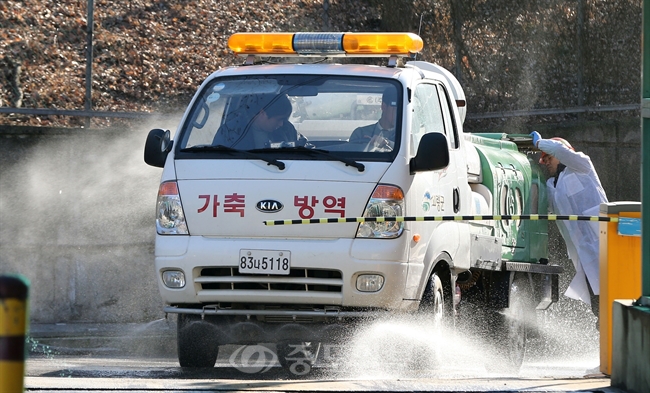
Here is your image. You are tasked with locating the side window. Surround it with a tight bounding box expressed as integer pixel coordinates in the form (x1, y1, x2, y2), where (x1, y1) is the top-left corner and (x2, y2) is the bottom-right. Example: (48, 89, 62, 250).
(436, 84, 459, 149)
(182, 90, 229, 148)
(410, 83, 446, 153)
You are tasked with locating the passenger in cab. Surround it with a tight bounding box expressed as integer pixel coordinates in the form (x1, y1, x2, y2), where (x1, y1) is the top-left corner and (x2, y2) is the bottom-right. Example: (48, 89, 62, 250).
(349, 87, 398, 152)
(213, 93, 309, 149)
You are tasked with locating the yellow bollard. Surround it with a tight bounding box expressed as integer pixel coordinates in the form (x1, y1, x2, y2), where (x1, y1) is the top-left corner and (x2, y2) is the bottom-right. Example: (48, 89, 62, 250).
(599, 202, 642, 376)
(0, 274, 30, 393)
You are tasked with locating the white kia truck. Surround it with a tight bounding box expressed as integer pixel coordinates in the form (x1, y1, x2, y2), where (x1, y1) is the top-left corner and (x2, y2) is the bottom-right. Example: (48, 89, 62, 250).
(144, 32, 562, 372)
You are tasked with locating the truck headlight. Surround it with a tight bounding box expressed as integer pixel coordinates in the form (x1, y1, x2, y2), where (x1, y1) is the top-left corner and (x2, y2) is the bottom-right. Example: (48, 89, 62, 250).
(162, 270, 186, 288)
(356, 185, 404, 238)
(356, 274, 385, 292)
(156, 181, 189, 235)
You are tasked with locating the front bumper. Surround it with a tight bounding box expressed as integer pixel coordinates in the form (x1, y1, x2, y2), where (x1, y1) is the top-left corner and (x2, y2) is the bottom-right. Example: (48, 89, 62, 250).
(155, 235, 413, 311)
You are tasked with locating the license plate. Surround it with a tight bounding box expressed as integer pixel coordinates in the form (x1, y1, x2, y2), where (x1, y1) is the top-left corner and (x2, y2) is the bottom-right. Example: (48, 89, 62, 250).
(239, 249, 291, 275)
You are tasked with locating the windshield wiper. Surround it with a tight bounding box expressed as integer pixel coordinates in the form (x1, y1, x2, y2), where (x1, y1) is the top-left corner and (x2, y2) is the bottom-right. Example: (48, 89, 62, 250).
(180, 145, 286, 170)
(271, 146, 365, 172)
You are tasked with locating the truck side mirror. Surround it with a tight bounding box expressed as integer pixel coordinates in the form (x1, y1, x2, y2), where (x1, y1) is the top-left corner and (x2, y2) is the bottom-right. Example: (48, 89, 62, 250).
(144, 129, 173, 168)
(409, 132, 450, 174)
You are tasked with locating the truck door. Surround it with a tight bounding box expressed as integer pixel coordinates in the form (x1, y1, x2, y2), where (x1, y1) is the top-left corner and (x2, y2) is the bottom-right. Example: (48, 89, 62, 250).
(405, 81, 470, 299)
(435, 82, 470, 215)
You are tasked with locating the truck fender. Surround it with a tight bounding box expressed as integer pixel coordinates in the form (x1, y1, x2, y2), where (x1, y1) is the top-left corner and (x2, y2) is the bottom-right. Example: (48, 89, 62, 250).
(419, 252, 456, 317)
(414, 220, 467, 300)
(419, 251, 453, 302)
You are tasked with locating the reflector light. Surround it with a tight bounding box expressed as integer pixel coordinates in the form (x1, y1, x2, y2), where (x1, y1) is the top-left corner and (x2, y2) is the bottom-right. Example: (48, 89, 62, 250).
(372, 185, 404, 200)
(159, 181, 179, 196)
(228, 32, 423, 57)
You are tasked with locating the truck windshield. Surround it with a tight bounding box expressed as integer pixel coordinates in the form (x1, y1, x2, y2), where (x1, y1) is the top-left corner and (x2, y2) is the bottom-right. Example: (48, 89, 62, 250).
(176, 75, 401, 159)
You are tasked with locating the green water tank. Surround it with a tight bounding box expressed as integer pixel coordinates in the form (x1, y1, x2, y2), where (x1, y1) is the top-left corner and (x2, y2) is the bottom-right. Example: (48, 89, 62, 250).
(470, 133, 548, 263)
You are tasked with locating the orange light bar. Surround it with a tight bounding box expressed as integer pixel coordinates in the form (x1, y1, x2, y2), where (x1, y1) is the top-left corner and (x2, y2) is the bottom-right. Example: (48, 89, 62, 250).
(227, 32, 423, 57)
(227, 33, 296, 55)
(342, 33, 423, 55)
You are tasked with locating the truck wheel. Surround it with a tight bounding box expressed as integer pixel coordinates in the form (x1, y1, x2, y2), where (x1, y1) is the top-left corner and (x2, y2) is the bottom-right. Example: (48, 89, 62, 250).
(487, 274, 535, 373)
(276, 340, 320, 376)
(177, 314, 219, 368)
(420, 272, 445, 328)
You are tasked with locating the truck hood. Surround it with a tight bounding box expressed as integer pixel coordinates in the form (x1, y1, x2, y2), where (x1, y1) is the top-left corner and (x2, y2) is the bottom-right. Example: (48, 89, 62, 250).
(174, 159, 389, 238)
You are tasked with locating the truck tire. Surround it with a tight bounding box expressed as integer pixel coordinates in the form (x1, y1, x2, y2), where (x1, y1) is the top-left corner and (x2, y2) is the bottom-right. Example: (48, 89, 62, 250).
(276, 340, 320, 376)
(486, 274, 535, 373)
(177, 314, 219, 368)
(420, 272, 445, 328)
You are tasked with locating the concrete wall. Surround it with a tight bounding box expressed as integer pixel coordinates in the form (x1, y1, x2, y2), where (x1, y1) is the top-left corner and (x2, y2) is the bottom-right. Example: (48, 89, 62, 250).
(0, 122, 172, 323)
(0, 117, 642, 323)
(530, 117, 642, 203)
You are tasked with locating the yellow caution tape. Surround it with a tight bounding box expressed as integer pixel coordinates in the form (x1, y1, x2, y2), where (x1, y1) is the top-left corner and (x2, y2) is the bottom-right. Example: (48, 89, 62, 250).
(264, 214, 620, 226)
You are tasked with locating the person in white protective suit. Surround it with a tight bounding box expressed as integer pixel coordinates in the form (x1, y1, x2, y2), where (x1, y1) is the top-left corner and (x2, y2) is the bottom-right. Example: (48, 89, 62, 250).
(530, 131, 608, 319)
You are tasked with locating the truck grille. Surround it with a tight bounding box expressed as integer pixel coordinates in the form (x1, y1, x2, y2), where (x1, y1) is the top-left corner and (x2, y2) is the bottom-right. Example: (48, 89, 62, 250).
(198, 267, 343, 292)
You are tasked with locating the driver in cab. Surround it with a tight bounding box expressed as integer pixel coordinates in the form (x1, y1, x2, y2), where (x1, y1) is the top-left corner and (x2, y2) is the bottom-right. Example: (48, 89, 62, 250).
(349, 87, 397, 152)
(214, 93, 309, 149)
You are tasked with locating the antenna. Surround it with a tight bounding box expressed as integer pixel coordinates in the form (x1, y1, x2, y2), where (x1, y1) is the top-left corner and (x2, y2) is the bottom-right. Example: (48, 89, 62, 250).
(414, 11, 430, 60)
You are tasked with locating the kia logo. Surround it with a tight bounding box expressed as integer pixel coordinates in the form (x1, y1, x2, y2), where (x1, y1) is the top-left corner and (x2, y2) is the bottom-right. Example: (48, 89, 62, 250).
(256, 200, 283, 213)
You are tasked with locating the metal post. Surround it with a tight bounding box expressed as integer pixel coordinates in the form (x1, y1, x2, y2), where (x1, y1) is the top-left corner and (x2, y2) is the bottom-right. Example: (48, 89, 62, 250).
(641, 0, 650, 302)
(0, 274, 30, 392)
(84, 0, 94, 129)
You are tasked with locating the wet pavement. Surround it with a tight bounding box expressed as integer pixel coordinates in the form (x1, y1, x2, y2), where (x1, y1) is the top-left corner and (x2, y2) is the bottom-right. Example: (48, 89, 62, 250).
(21, 319, 624, 393)
(28, 319, 177, 358)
